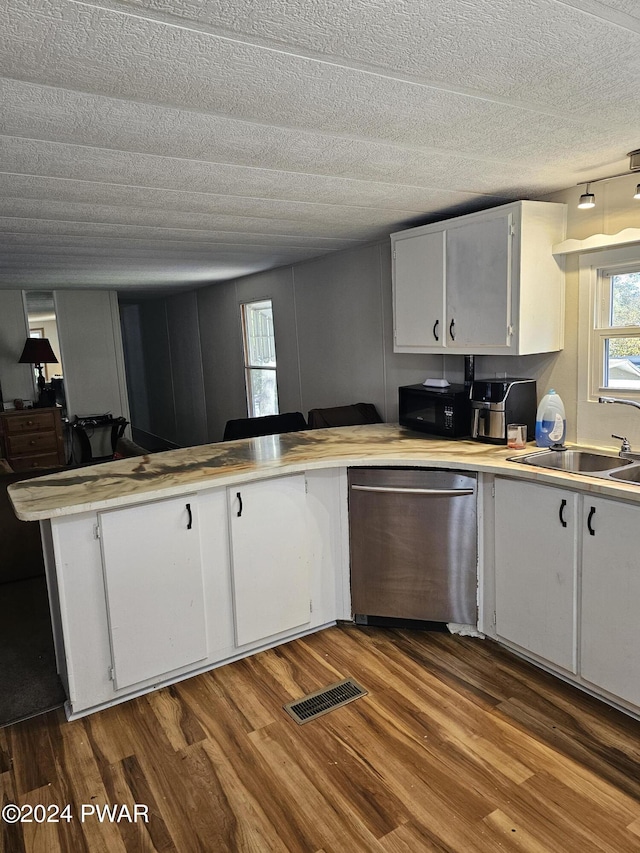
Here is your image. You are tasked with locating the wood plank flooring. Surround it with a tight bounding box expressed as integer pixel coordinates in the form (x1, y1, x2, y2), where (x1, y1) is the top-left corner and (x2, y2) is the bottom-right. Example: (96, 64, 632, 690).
(2, 624, 640, 852)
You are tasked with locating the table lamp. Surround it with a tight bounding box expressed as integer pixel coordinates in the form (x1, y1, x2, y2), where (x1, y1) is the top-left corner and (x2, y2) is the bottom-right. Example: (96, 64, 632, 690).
(18, 337, 59, 406)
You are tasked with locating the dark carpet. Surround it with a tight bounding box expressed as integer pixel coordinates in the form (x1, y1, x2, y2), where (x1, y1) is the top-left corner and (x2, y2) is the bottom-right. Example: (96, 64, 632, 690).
(0, 576, 66, 727)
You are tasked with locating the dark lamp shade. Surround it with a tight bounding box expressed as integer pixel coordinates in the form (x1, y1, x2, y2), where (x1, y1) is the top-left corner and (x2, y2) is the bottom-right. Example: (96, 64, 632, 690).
(18, 337, 58, 365)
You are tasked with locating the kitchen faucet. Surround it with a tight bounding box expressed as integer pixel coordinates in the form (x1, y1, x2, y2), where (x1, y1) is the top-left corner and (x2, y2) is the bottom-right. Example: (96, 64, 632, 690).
(598, 396, 640, 457)
(598, 396, 640, 411)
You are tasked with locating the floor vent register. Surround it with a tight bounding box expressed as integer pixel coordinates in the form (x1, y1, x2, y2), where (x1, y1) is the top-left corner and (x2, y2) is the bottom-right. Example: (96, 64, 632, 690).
(283, 678, 367, 724)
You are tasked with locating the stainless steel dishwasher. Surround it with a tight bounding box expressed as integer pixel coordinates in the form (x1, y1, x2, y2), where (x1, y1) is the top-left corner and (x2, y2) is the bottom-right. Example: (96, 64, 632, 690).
(348, 468, 477, 625)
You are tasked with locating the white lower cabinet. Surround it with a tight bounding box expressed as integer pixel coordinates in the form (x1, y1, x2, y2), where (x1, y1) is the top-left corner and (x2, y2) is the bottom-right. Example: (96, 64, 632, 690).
(98, 495, 207, 690)
(494, 478, 577, 672)
(494, 479, 640, 715)
(581, 496, 640, 707)
(228, 475, 312, 647)
(35, 463, 640, 721)
(43, 471, 341, 718)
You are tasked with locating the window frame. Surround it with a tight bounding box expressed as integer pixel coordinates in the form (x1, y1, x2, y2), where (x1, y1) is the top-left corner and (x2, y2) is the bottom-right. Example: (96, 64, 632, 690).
(580, 247, 640, 402)
(240, 298, 279, 418)
(591, 261, 640, 397)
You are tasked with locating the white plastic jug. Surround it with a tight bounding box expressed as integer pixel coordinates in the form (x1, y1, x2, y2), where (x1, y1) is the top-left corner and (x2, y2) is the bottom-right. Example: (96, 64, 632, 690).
(535, 389, 566, 447)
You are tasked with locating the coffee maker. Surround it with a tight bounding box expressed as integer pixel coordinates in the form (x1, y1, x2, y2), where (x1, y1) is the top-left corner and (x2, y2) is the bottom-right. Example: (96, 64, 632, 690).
(470, 379, 537, 444)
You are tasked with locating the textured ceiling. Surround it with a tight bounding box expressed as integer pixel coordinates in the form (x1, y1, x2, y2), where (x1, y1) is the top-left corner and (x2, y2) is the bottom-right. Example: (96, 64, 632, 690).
(1, 0, 639, 293)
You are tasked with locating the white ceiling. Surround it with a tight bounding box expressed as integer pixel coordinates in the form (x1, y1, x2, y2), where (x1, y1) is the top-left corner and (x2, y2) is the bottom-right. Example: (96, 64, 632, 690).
(1, 0, 639, 294)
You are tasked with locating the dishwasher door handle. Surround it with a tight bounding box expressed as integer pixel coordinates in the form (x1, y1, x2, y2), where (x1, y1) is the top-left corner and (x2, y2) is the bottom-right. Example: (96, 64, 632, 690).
(351, 485, 475, 496)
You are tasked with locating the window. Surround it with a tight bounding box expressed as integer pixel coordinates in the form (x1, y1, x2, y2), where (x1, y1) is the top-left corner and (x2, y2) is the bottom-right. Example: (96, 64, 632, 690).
(593, 264, 640, 392)
(241, 299, 279, 417)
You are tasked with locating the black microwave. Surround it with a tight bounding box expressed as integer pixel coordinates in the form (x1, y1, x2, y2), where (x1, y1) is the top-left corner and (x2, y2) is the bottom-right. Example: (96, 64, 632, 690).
(398, 383, 472, 438)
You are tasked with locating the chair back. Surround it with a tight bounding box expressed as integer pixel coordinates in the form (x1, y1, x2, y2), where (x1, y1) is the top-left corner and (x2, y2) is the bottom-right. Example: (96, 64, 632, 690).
(70, 415, 129, 463)
(307, 403, 382, 429)
(223, 412, 307, 441)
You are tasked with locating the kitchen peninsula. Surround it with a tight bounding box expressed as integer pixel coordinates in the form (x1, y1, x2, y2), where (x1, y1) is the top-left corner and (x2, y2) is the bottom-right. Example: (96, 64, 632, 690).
(9, 423, 640, 722)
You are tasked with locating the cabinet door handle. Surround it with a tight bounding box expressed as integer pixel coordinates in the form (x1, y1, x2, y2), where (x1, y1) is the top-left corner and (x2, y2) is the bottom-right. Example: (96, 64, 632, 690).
(449, 318, 456, 340)
(587, 506, 596, 536)
(186, 503, 192, 530)
(433, 319, 439, 341)
(237, 491, 243, 517)
(559, 498, 567, 528)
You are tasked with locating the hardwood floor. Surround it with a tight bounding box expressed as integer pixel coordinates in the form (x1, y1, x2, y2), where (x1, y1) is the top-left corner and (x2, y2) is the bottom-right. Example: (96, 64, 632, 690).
(2, 624, 640, 852)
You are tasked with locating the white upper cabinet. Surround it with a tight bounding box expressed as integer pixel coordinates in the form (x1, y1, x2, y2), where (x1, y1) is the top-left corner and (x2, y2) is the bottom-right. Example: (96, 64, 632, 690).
(446, 212, 512, 350)
(392, 230, 446, 349)
(391, 200, 567, 356)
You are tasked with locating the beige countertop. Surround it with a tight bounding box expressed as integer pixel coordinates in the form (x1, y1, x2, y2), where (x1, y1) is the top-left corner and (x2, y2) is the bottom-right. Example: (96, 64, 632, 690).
(8, 423, 640, 521)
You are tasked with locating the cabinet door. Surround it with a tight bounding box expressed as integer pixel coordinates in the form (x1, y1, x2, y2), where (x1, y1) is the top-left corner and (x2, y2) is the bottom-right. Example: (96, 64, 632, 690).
(392, 230, 445, 350)
(494, 479, 577, 672)
(99, 495, 207, 691)
(229, 475, 311, 647)
(446, 212, 512, 349)
(581, 497, 640, 706)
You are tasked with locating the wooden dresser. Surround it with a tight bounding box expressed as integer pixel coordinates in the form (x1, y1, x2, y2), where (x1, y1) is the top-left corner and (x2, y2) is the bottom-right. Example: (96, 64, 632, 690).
(0, 407, 66, 471)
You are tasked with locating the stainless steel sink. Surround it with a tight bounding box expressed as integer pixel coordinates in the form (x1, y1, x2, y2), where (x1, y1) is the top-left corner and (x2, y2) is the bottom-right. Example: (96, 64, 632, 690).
(508, 448, 633, 473)
(607, 465, 640, 483)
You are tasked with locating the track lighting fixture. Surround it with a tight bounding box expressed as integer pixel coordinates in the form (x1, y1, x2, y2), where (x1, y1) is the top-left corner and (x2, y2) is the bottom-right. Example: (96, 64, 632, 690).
(577, 149, 640, 209)
(578, 185, 595, 209)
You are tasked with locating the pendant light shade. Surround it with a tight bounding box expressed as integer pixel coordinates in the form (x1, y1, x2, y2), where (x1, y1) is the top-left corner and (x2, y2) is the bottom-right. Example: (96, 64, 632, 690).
(578, 186, 595, 209)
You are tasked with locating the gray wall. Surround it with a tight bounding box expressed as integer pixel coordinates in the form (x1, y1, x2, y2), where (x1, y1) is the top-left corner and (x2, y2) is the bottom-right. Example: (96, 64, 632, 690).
(196, 240, 459, 440)
(167, 292, 208, 447)
(120, 291, 208, 448)
(120, 303, 151, 432)
(191, 241, 411, 440)
(196, 281, 246, 443)
(295, 245, 386, 413)
(0, 290, 33, 404)
(125, 240, 447, 444)
(197, 265, 304, 441)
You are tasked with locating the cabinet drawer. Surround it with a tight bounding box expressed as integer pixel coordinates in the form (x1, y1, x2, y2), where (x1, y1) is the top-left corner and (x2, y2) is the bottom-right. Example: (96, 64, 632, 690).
(7, 431, 59, 456)
(10, 452, 63, 471)
(4, 411, 56, 434)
